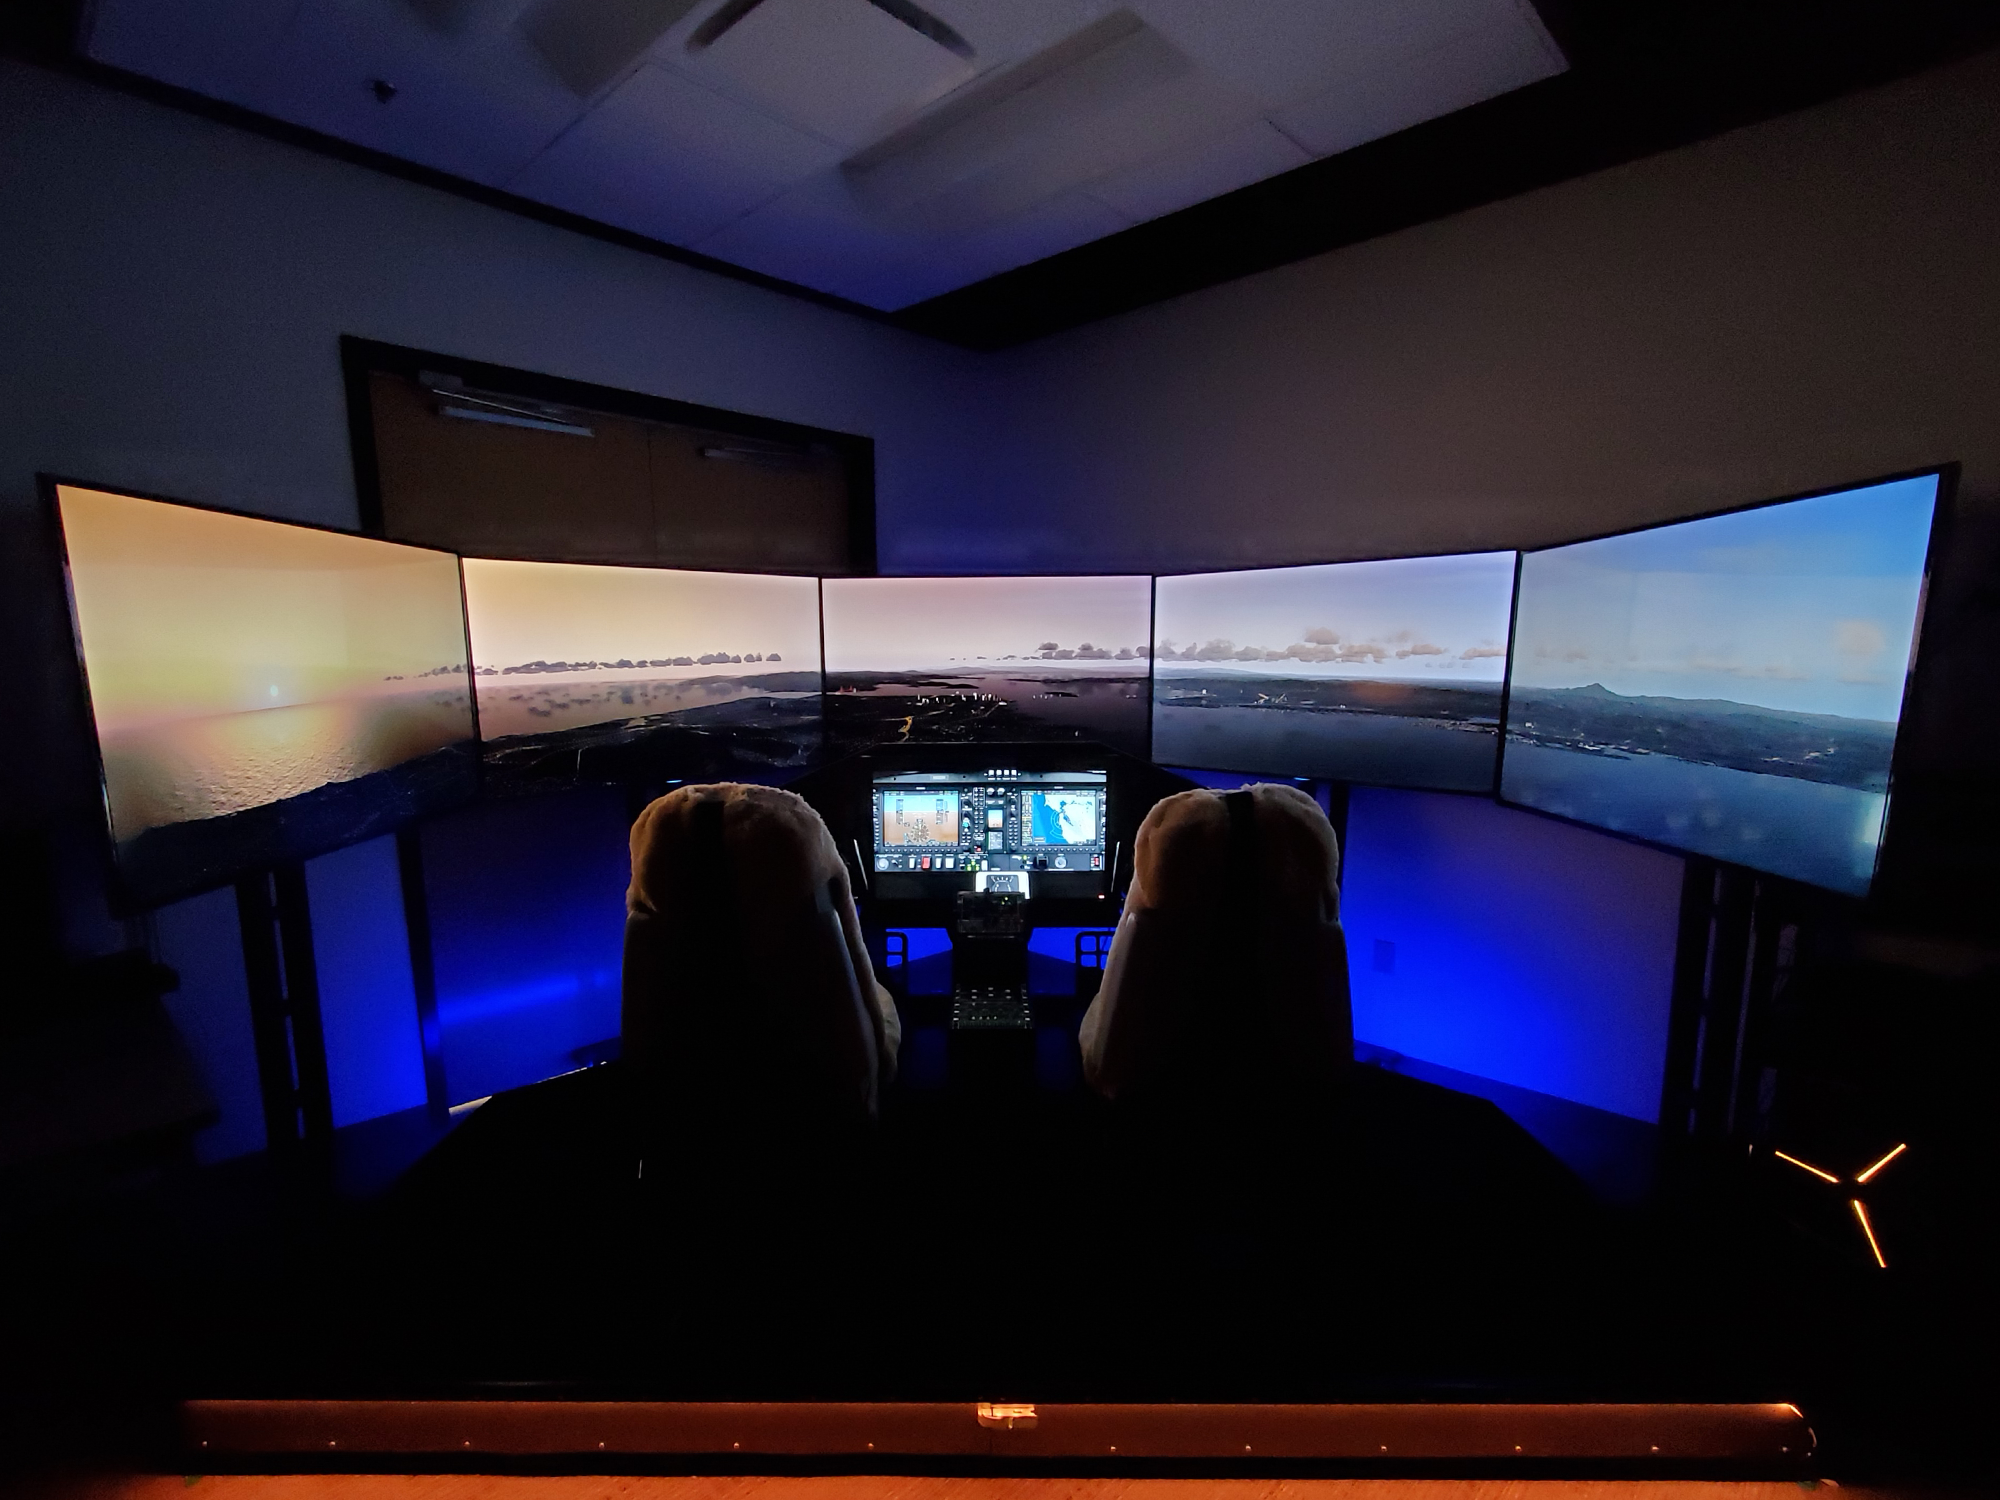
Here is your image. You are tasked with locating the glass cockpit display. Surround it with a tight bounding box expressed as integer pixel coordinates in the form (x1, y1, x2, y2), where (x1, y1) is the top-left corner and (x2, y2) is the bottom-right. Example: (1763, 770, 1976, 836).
(878, 789, 962, 849)
(871, 769, 1108, 878)
(1022, 788, 1099, 846)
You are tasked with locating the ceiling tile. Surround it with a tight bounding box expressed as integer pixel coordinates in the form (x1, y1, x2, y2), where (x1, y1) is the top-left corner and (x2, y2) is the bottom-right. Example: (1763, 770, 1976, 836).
(506, 63, 840, 247)
(1134, 0, 1508, 112)
(1084, 115, 1310, 224)
(83, 0, 1580, 318)
(917, 0, 1109, 69)
(244, 0, 588, 185)
(843, 13, 1260, 237)
(1271, 10, 1563, 158)
(696, 167, 1137, 311)
(515, 0, 706, 99)
(678, 0, 975, 149)
(85, 0, 303, 105)
(691, 170, 936, 306)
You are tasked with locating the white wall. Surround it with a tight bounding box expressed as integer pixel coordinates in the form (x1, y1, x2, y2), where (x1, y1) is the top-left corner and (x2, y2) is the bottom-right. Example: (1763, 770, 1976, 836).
(931, 48, 2000, 574)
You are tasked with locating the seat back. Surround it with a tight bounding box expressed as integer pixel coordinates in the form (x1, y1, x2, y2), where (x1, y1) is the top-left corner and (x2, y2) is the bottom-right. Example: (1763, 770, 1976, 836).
(622, 783, 898, 1126)
(1079, 782, 1352, 1109)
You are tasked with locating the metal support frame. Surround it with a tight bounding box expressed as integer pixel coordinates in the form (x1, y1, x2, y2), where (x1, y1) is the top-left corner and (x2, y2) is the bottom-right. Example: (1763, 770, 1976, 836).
(235, 864, 334, 1147)
(1662, 858, 1836, 1153)
(396, 827, 451, 1121)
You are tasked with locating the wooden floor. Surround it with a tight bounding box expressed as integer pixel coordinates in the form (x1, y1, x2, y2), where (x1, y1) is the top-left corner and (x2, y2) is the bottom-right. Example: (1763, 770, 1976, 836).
(7, 1479, 1871, 1500)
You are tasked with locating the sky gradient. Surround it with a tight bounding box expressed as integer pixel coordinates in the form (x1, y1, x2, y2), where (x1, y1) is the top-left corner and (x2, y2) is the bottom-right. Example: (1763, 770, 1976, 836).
(1154, 551, 1517, 680)
(462, 558, 821, 675)
(1511, 475, 1937, 721)
(822, 575, 1152, 672)
(59, 485, 470, 731)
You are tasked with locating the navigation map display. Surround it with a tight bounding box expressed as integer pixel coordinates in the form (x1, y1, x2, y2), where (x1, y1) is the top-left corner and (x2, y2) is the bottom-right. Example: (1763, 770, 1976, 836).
(1022, 788, 1101, 846)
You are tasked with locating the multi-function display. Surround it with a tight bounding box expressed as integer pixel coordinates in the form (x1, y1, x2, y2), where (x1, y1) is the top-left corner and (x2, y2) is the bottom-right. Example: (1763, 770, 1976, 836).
(871, 769, 1107, 883)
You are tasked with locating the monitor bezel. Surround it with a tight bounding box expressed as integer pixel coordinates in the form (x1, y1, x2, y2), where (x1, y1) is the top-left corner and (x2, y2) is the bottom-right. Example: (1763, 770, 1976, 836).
(455, 553, 829, 716)
(851, 743, 1129, 919)
(40, 472, 483, 913)
(1148, 548, 1522, 797)
(868, 768, 1111, 886)
(1493, 462, 1959, 900)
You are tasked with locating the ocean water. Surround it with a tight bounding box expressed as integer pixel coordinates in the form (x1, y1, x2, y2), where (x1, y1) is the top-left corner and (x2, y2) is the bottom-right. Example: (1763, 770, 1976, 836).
(1501, 740, 1888, 896)
(1152, 705, 1499, 792)
(476, 671, 810, 741)
(826, 671, 1149, 754)
(99, 689, 473, 837)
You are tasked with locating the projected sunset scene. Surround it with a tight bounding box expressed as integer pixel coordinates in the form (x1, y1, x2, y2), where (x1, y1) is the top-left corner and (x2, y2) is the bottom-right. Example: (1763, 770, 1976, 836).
(1152, 552, 1517, 791)
(819, 575, 1152, 755)
(57, 484, 476, 901)
(1502, 474, 1938, 895)
(460, 559, 822, 787)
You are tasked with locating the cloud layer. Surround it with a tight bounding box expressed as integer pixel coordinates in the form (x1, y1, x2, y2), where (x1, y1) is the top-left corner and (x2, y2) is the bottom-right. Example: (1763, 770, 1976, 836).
(1157, 634, 1500, 666)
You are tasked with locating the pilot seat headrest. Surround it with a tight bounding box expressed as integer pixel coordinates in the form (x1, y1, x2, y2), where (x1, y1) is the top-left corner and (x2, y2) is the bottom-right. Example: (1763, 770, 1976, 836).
(622, 782, 899, 1124)
(1079, 782, 1352, 1109)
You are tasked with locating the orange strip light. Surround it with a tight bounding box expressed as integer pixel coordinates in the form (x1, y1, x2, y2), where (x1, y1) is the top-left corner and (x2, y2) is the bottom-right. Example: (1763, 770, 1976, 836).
(1773, 1149, 1839, 1184)
(1850, 1199, 1887, 1268)
(1856, 1142, 1908, 1184)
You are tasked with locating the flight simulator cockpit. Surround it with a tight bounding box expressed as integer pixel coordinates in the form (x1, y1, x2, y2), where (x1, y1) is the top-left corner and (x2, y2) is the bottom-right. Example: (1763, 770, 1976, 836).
(870, 767, 1109, 898)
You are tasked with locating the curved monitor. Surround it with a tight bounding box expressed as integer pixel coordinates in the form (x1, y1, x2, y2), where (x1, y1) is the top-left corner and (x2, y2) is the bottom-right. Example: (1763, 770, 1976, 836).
(1152, 551, 1517, 791)
(820, 574, 1152, 757)
(1501, 470, 1943, 896)
(460, 557, 823, 789)
(54, 482, 478, 908)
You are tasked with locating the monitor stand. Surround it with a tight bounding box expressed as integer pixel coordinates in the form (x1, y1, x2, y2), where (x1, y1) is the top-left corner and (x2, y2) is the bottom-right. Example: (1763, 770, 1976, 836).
(234, 862, 334, 1149)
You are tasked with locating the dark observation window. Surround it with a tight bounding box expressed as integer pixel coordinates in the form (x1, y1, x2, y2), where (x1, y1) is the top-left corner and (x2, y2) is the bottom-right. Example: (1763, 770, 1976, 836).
(343, 336, 875, 574)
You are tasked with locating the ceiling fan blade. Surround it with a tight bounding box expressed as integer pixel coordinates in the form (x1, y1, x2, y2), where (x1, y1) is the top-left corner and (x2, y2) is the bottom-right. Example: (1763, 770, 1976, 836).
(864, 0, 974, 59)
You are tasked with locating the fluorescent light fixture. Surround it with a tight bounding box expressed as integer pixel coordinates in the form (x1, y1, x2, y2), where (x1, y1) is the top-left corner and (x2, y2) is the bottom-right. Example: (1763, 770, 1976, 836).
(440, 406, 595, 437)
(420, 376, 596, 437)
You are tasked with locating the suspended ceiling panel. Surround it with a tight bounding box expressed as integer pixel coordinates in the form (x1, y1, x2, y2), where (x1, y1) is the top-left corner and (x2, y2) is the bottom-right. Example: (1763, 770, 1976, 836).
(82, 0, 1567, 312)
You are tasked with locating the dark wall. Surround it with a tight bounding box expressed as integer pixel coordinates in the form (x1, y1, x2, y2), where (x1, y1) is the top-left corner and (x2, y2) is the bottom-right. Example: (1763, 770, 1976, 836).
(942, 48, 2000, 576)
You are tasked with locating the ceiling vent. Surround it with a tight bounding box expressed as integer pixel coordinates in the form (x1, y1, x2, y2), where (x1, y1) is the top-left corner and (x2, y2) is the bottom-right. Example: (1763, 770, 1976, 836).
(690, 0, 970, 58)
(681, 0, 974, 148)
